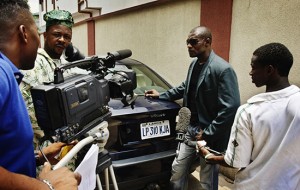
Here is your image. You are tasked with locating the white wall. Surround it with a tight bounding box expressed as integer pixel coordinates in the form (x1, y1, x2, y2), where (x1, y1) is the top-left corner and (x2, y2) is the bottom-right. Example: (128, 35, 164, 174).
(230, 0, 300, 102)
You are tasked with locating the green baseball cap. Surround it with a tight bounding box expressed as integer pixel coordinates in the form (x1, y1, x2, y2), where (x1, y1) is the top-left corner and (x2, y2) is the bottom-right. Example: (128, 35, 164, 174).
(43, 10, 74, 29)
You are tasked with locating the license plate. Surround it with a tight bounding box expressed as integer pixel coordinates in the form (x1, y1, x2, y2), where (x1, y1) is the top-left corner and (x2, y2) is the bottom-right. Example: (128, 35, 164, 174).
(140, 120, 170, 140)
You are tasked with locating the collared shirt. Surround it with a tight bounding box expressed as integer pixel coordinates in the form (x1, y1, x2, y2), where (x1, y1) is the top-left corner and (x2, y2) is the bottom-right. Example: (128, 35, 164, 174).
(224, 85, 300, 189)
(0, 52, 36, 177)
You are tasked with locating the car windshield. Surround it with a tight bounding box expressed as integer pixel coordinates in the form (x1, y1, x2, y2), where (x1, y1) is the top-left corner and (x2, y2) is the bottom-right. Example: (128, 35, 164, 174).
(106, 64, 171, 95)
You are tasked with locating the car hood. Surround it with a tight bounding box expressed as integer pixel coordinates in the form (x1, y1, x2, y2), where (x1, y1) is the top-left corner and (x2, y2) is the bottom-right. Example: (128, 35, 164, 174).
(108, 95, 180, 117)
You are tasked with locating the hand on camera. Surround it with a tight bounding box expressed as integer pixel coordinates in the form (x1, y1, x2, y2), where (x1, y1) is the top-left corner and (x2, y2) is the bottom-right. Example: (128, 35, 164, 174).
(40, 141, 77, 164)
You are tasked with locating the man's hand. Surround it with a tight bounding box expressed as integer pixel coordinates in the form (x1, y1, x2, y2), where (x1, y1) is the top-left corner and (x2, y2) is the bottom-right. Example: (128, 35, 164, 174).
(195, 129, 204, 141)
(196, 141, 227, 166)
(39, 141, 76, 164)
(144, 89, 160, 98)
(39, 162, 81, 190)
(196, 141, 209, 156)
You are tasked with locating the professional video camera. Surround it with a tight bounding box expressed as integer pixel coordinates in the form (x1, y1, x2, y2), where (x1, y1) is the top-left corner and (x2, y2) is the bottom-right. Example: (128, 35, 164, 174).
(31, 45, 137, 143)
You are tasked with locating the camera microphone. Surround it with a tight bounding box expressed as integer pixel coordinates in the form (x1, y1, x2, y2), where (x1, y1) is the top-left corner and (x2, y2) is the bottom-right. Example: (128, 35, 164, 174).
(104, 49, 132, 68)
(109, 49, 132, 61)
(63, 43, 132, 64)
(175, 107, 191, 142)
(175, 107, 191, 158)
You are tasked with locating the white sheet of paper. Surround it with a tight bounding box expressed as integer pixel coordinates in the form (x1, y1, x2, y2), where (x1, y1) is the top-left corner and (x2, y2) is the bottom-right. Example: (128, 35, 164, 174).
(75, 144, 99, 190)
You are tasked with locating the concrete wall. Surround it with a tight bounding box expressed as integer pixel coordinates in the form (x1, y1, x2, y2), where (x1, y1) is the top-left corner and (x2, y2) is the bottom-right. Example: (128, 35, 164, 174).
(230, 0, 300, 102)
(72, 23, 88, 54)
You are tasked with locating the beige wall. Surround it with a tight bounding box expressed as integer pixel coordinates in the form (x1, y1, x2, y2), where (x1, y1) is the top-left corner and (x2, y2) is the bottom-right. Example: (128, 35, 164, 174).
(93, 0, 200, 85)
(230, 0, 300, 103)
(72, 23, 88, 55)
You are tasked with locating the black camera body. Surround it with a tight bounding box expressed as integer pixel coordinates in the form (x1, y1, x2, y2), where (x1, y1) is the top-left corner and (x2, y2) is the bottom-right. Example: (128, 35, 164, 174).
(31, 49, 136, 143)
(31, 74, 111, 142)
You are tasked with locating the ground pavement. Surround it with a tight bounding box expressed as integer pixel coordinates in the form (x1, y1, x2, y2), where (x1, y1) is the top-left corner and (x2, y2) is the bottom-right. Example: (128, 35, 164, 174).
(188, 166, 237, 190)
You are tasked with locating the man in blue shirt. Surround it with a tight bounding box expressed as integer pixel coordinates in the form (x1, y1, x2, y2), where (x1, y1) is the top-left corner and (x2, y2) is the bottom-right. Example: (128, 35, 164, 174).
(0, 0, 80, 189)
(0, 52, 36, 177)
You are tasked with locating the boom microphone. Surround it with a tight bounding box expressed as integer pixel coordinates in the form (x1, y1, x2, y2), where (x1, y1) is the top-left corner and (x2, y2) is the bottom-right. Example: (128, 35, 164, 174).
(175, 107, 191, 141)
(63, 43, 132, 64)
(62, 44, 132, 73)
(103, 49, 132, 68)
(108, 49, 132, 61)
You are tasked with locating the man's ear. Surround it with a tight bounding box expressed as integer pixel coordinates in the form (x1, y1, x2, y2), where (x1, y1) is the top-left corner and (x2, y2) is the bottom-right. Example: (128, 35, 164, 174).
(18, 25, 28, 43)
(267, 64, 276, 75)
(204, 37, 212, 46)
(43, 31, 47, 39)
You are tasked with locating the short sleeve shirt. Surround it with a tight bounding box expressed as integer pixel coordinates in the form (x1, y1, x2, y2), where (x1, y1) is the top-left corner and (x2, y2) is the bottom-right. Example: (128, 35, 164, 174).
(224, 85, 300, 189)
(0, 52, 36, 177)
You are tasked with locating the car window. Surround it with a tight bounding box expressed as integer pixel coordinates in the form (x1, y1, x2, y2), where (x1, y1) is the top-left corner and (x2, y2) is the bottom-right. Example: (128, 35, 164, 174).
(130, 65, 171, 95)
(109, 64, 171, 95)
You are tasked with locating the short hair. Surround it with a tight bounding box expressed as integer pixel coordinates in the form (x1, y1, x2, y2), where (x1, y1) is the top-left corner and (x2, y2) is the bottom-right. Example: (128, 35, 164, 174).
(0, 0, 33, 43)
(253, 43, 293, 76)
(190, 26, 213, 42)
(0, 0, 29, 9)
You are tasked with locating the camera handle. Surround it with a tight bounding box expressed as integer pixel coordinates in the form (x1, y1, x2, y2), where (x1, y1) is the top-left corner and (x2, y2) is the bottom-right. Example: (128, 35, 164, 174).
(53, 121, 119, 190)
(54, 56, 100, 84)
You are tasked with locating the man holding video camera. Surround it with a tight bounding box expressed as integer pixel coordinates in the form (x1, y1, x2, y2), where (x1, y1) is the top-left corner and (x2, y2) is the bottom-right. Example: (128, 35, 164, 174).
(0, 0, 80, 189)
(20, 9, 75, 150)
(20, 9, 88, 171)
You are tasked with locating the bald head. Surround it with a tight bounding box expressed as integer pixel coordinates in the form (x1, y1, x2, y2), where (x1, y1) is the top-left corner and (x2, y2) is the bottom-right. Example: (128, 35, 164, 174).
(186, 26, 212, 61)
(190, 26, 212, 44)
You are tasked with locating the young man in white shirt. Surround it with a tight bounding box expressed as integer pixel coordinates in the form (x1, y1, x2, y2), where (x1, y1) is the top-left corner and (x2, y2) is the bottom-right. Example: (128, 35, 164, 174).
(197, 42, 300, 189)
